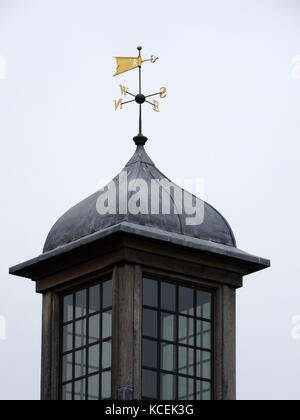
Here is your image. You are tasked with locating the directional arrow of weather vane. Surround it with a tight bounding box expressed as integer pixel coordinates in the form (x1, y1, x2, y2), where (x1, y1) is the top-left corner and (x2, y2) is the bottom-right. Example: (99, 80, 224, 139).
(113, 46, 167, 144)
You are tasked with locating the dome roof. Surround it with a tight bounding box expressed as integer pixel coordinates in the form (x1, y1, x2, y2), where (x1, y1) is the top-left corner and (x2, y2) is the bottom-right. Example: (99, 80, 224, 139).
(43, 145, 236, 253)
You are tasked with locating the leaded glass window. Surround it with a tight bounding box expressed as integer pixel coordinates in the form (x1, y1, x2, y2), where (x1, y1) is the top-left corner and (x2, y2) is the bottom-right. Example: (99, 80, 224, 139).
(142, 278, 213, 400)
(60, 279, 112, 400)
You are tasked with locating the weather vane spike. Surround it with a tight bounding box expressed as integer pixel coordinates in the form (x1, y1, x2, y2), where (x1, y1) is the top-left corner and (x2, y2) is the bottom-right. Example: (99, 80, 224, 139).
(113, 46, 167, 145)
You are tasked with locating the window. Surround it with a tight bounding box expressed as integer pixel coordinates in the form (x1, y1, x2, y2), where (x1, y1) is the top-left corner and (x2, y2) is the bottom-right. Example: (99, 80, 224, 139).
(60, 279, 112, 400)
(142, 278, 213, 400)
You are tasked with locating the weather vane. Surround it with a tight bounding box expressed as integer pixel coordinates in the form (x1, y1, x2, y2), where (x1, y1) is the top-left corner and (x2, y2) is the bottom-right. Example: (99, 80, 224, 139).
(113, 46, 167, 145)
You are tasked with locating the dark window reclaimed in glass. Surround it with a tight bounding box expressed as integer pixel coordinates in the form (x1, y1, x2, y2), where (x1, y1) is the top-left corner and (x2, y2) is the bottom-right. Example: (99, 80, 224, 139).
(60, 279, 112, 400)
(142, 278, 213, 400)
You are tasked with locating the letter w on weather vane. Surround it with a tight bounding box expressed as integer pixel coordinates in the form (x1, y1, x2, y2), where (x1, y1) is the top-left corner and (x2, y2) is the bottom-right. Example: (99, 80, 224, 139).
(113, 46, 167, 143)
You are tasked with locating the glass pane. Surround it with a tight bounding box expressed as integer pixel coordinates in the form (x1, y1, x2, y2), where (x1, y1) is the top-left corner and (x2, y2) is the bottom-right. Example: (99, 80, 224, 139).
(102, 340, 112, 370)
(101, 371, 111, 399)
(62, 353, 73, 382)
(142, 339, 157, 369)
(143, 278, 158, 308)
(178, 346, 194, 376)
(179, 316, 194, 346)
(74, 349, 86, 379)
(196, 380, 211, 400)
(102, 310, 112, 339)
(103, 280, 112, 310)
(88, 344, 100, 374)
(178, 376, 194, 400)
(161, 374, 176, 400)
(179, 286, 194, 316)
(62, 383, 72, 400)
(88, 375, 99, 400)
(196, 291, 211, 320)
(142, 369, 157, 399)
(143, 309, 157, 338)
(63, 323, 73, 353)
(196, 350, 211, 380)
(161, 312, 176, 342)
(74, 379, 86, 400)
(196, 321, 211, 350)
(63, 294, 73, 323)
(89, 314, 100, 344)
(161, 282, 176, 312)
(89, 285, 100, 314)
(161, 343, 176, 372)
(75, 290, 87, 319)
(75, 319, 86, 349)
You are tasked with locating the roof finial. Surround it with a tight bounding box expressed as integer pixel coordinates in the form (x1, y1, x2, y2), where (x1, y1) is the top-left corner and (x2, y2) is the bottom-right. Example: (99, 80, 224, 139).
(113, 46, 167, 146)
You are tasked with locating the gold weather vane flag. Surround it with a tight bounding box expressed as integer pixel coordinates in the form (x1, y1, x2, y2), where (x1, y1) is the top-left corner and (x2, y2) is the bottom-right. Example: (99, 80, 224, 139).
(114, 57, 141, 76)
(113, 46, 166, 143)
(114, 52, 159, 76)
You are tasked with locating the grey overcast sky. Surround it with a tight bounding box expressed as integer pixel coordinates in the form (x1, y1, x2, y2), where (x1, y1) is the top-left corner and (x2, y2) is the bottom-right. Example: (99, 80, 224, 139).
(0, 0, 300, 400)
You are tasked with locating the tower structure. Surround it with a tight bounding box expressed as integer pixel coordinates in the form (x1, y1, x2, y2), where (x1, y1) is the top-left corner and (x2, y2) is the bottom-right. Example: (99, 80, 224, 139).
(9, 47, 270, 400)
